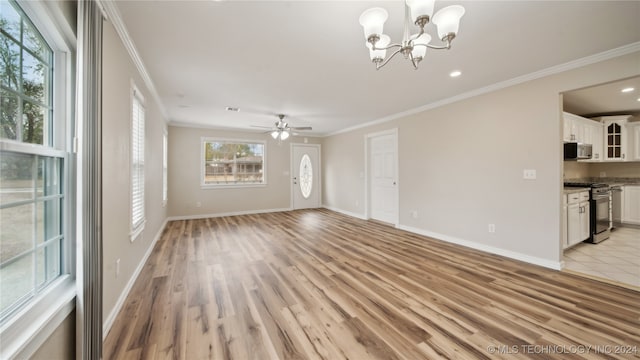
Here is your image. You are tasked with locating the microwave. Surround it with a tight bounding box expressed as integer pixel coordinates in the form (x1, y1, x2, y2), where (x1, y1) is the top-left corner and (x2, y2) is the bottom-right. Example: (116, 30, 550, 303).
(564, 142, 592, 160)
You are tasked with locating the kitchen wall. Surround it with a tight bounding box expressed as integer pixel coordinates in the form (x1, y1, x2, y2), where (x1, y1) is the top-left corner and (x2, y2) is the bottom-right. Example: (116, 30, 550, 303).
(323, 51, 640, 268)
(563, 161, 640, 179)
(588, 162, 640, 178)
(168, 126, 321, 218)
(563, 161, 590, 179)
(102, 19, 168, 332)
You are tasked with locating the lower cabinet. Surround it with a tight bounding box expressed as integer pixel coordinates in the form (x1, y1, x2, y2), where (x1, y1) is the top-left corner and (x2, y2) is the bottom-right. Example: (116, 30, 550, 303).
(566, 191, 590, 248)
(622, 185, 640, 225)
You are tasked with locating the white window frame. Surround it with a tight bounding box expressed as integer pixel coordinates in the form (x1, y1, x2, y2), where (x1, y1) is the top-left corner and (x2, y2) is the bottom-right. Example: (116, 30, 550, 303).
(130, 82, 145, 241)
(0, 1, 75, 358)
(162, 131, 167, 206)
(200, 137, 267, 189)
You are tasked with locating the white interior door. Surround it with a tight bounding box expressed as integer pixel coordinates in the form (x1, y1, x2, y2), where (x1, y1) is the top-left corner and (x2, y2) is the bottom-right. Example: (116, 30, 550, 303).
(292, 144, 320, 209)
(369, 132, 398, 223)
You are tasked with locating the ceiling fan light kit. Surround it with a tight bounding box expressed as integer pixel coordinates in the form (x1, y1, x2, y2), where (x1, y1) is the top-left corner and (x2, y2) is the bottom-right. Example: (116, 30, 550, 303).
(252, 114, 311, 142)
(359, 0, 465, 70)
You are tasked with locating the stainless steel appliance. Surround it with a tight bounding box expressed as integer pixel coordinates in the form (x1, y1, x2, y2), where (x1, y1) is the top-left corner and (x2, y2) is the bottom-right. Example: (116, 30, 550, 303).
(564, 143, 592, 160)
(564, 181, 611, 243)
(591, 185, 611, 243)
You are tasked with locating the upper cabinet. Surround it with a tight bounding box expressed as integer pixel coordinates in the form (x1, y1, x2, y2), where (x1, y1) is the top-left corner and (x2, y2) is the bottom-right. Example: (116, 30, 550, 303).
(563, 112, 603, 161)
(564, 113, 638, 162)
(591, 115, 634, 162)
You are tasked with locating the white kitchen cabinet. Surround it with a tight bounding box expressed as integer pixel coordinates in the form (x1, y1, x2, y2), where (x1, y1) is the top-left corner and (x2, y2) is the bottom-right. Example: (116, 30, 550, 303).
(591, 115, 633, 161)
(622, 185, 640, 225)
(627, 122, 640, 161)
(585, 121, 604, 161)
(563, 112, 604, 162)
(562, 195, 568, 249)
(566, 191, 590, 248)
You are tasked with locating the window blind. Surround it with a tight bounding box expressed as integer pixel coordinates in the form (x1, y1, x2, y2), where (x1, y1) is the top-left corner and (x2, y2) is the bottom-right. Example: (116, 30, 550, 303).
(131, 92, 145, 230)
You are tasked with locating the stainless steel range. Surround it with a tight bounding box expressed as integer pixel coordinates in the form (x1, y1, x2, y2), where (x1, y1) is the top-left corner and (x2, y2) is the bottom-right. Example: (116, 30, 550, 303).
(564, 182, 611, 243)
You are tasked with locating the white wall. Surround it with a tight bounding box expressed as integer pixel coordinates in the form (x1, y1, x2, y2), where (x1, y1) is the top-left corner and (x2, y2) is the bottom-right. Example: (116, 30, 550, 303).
(102, 20, 168, 328)
(322, 52, 640, 268)
(168, 126, 320, 218)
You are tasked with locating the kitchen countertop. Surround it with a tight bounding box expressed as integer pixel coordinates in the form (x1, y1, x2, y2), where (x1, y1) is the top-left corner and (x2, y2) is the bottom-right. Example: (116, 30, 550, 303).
(564, 177, 640, 185)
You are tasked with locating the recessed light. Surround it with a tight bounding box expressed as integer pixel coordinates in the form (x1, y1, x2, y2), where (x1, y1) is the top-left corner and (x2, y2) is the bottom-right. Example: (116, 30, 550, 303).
(225, 106, 240, 112)
(621, 87, 635, 93)
(449, 70, 462, 78)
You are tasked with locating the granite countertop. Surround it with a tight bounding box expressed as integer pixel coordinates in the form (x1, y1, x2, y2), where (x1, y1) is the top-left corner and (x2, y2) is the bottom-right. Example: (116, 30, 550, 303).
(564, 177, 640, 185)
(563, 187, 590, 195)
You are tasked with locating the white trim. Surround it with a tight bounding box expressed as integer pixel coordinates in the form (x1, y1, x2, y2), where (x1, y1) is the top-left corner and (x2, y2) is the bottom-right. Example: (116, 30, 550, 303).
(396, 224, 562, 271)
(98, 0, 169, 121)
(326, 42, 640, 137)
(364, 128, 399, 224)
(291, 143, 322, 210)
(166, 208, 291, 221)
(322, 205, 367, 220)
(0, 278, 75, 360)
(103, 218, 168, 339)
(168, 121, 324, 137)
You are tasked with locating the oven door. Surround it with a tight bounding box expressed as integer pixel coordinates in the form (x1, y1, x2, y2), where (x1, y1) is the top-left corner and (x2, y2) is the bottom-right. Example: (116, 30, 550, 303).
(593, 193, 610, 241)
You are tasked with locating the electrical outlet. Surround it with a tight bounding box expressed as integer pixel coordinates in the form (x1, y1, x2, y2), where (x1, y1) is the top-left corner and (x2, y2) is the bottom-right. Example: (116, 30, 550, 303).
(488, 224, 496, 233)
(355, 200, 359, 207)
(196, 201, 202, 207)
(523, 169, 536, 180)
(411, 210, 418, 219)
(116, 258, 120, 278)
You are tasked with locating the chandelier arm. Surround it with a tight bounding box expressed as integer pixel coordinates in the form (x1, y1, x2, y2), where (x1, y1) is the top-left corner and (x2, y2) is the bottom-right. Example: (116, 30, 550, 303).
(409, 51, 418, 70)
(372, 43, 402, 51)
(376, 48, 403, 70)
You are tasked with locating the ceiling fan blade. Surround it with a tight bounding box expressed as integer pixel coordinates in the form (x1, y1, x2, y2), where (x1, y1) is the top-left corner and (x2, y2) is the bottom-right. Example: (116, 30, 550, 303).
(250, 125, 273, 129)
(290, 126, 312, 131)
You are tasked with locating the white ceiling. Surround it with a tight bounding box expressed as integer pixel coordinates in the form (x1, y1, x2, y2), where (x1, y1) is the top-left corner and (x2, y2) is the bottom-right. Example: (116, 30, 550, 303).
(113, 1, 640, 135)
(563, 76, 640, 117)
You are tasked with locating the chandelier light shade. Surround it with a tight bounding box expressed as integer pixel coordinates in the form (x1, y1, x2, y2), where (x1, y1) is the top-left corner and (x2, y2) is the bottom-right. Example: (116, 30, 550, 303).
(359, 0, 465, 70)
(406, 0, 435, 24)
(358, 8, 389, 40)
(366, 34, 391, 61)
(432, 5, 465, 41)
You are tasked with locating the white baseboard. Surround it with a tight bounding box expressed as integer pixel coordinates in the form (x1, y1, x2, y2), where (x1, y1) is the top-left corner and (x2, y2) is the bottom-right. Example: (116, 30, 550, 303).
(395, 224, 562, 271)
(322, 205, 367, 220)
(166, 207, 292, 221)
(102, 217, 168, 339)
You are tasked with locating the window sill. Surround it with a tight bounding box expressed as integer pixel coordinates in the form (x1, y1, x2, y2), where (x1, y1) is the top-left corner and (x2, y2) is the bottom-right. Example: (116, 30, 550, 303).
(0, 276, 75, 359)
(200, 183, 267, 190)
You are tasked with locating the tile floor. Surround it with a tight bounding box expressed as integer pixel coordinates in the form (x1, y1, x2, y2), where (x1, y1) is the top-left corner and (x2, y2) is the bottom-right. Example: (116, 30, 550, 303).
(563, 226, 640, 288)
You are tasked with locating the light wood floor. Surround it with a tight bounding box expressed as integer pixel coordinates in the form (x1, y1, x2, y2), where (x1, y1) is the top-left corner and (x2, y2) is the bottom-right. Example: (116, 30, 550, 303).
(103, 209, 640, 360)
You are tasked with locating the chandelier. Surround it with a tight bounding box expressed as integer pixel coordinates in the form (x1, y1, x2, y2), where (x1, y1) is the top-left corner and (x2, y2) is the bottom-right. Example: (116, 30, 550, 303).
(359, 0, 465, 70)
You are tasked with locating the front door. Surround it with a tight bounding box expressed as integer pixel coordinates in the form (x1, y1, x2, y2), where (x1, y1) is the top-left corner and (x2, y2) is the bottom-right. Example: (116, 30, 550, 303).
(369, 132, 398, 224)
(292, 144, 320, 209)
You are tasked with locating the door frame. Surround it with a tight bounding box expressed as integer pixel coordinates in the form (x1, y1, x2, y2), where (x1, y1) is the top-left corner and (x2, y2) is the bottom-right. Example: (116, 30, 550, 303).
(290, 143, 322, 210)
(364, 128, 399, 224)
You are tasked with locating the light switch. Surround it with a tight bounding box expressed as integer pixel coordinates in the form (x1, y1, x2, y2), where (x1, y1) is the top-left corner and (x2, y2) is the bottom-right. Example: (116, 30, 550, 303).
(523, 169, 536, 180)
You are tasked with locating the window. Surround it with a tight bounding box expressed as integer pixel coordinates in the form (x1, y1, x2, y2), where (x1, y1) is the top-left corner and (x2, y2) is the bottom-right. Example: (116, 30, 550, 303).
(0, 0, 69, 326)
(202, 138, 265, 187)
(131, 86, 145, 239)
(162, 132, 167, 206)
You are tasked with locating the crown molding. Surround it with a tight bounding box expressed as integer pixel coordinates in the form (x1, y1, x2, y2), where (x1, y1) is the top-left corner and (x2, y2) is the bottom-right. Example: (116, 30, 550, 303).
(326, 42, 640, 137)
(98, 0, 169, 121)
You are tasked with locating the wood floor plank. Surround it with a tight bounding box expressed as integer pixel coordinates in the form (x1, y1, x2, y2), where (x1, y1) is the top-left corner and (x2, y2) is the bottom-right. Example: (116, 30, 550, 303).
(104, 209, 640, 360)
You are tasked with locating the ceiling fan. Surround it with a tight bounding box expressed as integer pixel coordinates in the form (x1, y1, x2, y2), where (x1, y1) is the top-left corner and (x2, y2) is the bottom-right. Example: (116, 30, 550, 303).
(251, 114, 312, 141)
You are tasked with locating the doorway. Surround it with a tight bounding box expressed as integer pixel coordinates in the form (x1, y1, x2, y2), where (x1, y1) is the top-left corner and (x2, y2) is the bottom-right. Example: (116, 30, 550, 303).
(366, 129, 398, 224)
(291, 144, 321, 209)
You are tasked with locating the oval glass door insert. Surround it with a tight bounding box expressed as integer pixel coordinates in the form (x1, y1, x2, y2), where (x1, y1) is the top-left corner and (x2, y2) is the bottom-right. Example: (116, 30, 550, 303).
(299, 154, 312, 199)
